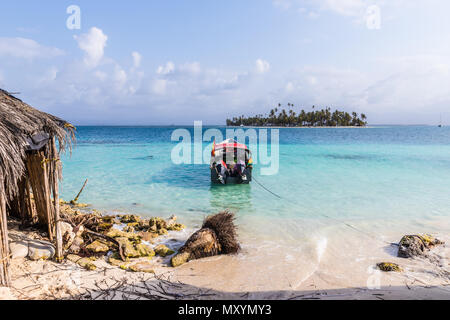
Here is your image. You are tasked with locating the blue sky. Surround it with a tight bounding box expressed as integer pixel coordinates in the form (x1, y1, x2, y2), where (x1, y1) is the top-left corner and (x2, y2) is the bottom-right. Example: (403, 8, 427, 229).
(1, 0, 450, 125)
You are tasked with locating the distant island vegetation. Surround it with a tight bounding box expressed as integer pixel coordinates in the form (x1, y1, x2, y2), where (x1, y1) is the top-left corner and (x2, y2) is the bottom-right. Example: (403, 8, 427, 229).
(226, 103, 367, 127)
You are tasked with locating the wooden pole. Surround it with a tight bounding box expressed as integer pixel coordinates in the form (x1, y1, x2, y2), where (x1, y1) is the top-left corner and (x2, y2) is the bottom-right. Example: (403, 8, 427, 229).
(72, 178, 88, 203)
(52, 138, 63, 262)
(26, 152, 54, 240)
(41, 155, 54, 240)
(24, 178, 37, 224)
(0, 187, 11, 287)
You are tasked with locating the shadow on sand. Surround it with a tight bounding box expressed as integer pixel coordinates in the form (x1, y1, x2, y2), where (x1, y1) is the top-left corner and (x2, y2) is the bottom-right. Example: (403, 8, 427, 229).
(68, 272, 449, 300)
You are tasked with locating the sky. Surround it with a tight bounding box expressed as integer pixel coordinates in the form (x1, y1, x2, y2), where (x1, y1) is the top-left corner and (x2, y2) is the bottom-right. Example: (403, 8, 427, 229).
(1, 0, 450, 125)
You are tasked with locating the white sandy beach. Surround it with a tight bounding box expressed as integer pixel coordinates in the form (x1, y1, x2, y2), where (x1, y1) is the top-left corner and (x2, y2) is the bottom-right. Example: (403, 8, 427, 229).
(2, 213, 449, 300)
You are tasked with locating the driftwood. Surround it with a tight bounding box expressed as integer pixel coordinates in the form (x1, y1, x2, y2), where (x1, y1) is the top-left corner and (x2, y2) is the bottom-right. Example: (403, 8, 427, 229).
(51, 138, 63, 261)
(72, 179, 88, 204)
(171, 211, 239, 267)
(84, 229, 125, 261)
(60, 214, 125, 261)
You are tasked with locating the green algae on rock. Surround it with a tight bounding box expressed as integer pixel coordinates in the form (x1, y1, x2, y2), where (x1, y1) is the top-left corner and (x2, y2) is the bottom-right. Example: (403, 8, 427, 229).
(135, 243, 155, 258)
(120, 215, 141, 224)
(167, 223, 186, 231)
(154, 244, 175, 257)
(138, 231, 158, 242)
(67, 254, 97, 271)
(59, 200, 187, 272)
(106, 228, 141, 242)
(398, 234, 444, 258)
(123, 225, 135, 233)
(376, 262, 403, 272)
(86, 240, 110, 254)
(115, 237, 154, 258)
(171, 251, 190, 267)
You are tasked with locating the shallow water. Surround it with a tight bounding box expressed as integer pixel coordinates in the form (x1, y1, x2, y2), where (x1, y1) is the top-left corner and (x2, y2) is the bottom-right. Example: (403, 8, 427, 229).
(60, 126, 450, 287)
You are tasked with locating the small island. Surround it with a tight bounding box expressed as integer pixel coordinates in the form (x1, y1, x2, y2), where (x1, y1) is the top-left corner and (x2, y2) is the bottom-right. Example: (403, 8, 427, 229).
(226, 103, 367, 127)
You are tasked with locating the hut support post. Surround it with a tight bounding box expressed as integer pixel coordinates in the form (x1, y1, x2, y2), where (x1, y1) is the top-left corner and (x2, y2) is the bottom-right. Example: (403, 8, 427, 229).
(24, 178, 37, 224)
(52, 138, 63, 261)
(0, 189, 11, 287)
(8, 177, 29, 222)
(26, 152, 54, 240)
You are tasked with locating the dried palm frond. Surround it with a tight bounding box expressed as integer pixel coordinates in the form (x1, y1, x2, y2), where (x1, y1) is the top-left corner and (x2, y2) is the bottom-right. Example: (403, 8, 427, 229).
(0, 89, 75, 200)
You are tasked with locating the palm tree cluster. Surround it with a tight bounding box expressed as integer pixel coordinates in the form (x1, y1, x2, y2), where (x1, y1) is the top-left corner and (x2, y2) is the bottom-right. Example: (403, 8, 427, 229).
(226, 103, 367, 127)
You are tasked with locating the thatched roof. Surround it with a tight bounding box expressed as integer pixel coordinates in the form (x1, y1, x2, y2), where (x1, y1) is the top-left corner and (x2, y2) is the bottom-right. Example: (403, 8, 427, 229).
(0, 89, 75, 200)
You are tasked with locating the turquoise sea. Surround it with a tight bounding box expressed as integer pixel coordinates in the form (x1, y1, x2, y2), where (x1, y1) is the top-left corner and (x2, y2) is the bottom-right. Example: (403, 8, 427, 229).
(60, 126, 450, 285)
(61, 125, 450, 220)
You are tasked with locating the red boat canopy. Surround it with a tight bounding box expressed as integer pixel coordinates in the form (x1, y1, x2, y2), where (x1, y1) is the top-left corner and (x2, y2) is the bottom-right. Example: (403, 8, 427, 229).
(214, 139, 249, 151)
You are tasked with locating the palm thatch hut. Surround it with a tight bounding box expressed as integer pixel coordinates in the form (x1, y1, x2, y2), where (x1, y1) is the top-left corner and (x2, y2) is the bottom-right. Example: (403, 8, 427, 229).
(0, 88, 75, 286)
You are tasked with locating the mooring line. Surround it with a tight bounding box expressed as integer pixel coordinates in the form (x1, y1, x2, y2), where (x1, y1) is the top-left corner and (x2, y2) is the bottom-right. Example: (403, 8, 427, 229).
(251, 176, 394, 246)
(252, 176, 282, 199)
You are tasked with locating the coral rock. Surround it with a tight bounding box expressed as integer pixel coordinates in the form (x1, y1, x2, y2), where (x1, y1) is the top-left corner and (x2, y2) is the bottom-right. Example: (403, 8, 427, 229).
(67, 254, 97, 270)
(120, 215, 141, 224)
(167, 223, 186, 231)
(138, 231, 158, 242)
(398, 234, 444, 258)
(106, 228, 140, 242)
(171, 252, 190, 267)
(116, 237, 154, 258)
(154, 244, 175, 257)
(123, 225, 135, 233)
(86, 240, 110, 254)
(135, 243, 155, 258)
(129, 261, 155, 273)
(9, 240, 29, 259)
(377, 262, 403, 272)
(28, 240, 55, 261)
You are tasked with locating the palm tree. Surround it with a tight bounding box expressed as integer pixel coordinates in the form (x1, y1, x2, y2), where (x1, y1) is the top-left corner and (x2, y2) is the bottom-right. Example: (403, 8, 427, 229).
(226, 104, 367, 127)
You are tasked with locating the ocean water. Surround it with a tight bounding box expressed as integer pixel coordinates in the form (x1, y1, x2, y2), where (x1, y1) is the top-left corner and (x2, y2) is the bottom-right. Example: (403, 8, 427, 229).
(61, 125, 450, 220)
(60, 126, 450, 287)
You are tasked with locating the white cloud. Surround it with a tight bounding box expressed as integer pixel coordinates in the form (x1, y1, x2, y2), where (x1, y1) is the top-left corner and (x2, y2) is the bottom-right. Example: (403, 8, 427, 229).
(322, 0, 366, 17)
(255, 59, 270, 74)
(362, 55, 450, 113)
(74, 27, 108, 67)
(37, 66, 58, 84)
(274, 0, 404, 22)
(152, 79, 168, 95)
(179, 62, 201, 75)
(94, 70, 107, 81)
(285, 82, 295, 92)
(308, 11, 320, 19)
(132, 51, 142, 68)
(114, 67, 127, 85)
(0, 37, 63, 60)
(4, 24, 450, 125)
(157, 61, 175, 75)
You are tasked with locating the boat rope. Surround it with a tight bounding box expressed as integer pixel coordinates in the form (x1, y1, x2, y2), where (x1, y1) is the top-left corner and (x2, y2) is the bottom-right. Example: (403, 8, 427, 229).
(40, 158, 60, 168)
(251, 176, 395, 246)
(252, 176, 282, 199)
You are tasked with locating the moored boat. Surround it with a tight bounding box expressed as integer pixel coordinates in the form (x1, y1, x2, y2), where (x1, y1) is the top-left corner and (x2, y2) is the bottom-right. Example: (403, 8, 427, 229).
(210, 139, 253, 184)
